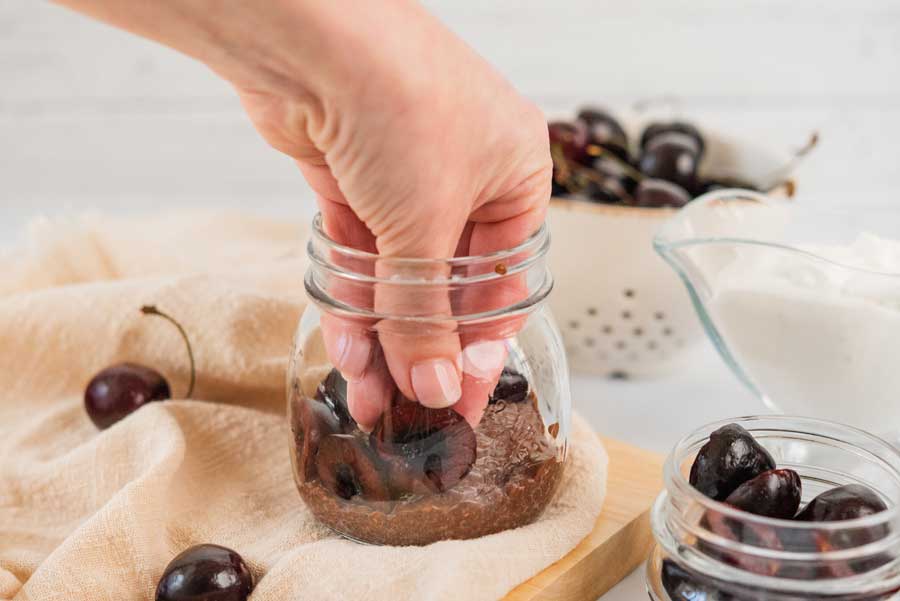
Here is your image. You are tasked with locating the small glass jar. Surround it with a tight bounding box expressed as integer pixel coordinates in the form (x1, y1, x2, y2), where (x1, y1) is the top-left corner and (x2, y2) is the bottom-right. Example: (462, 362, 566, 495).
(287, 215, 570, 546)
(647, 416, 900, 600)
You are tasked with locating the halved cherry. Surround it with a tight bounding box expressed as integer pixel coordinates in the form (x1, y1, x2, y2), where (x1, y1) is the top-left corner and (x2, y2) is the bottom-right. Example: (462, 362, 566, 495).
(315, 434, 390, 501)
(370, 400, 476, 494)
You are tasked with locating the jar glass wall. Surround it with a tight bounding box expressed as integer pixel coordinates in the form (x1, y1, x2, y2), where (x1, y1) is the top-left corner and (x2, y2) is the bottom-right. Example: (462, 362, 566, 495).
(287, 216, 570, 546)
(647, 416, 900, 600)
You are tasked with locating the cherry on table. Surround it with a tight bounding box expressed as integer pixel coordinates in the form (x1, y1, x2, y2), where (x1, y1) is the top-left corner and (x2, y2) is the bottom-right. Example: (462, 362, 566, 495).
(83, 305, 194, 430)
(689, 423, 776, 501)
(84, 363, 171, 429)
(155, 544, 253, 601)
(315, 368, 354, 430)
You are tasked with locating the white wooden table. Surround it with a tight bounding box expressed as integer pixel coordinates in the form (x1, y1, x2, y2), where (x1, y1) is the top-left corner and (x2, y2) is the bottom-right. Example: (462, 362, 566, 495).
(1, 1, 898, 599)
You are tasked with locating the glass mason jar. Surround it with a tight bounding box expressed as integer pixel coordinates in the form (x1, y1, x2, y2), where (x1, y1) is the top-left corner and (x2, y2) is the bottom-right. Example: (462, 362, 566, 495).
(287, 215, 570, 546)
(647, 416, 900, 600)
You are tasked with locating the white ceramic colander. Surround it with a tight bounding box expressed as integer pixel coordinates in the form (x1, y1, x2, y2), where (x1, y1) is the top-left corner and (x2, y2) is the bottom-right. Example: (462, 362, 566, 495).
(548, 112, 803, 378)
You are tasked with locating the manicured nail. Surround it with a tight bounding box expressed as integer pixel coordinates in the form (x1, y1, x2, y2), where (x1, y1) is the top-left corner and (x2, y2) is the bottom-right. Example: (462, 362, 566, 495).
(411, 359, 462, 408)
(462, 340, 507, 380)
(335, 331, 371, 381)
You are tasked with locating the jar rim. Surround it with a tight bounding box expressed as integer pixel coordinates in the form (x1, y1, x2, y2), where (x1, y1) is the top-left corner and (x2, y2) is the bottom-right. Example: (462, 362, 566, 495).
(666, 414, 900, 533)
(305, 213, 553, 322)
(309, 213, 549, 270)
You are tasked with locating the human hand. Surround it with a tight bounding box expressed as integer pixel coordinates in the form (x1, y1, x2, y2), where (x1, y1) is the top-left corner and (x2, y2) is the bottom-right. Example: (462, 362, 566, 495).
(53, 0, 551, 428)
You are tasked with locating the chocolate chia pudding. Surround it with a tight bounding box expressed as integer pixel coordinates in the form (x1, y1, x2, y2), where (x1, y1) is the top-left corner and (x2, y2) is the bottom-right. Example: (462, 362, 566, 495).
(290, 368, 565, 546)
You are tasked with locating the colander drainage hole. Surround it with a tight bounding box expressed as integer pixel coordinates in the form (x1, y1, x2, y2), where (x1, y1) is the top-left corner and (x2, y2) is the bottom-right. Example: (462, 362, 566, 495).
(624, 289, 635, 298)
(647, 340, 658, 350)
(602, 325, 613, 335)
(615, 341, 627, 350)
(663, 327, 673, 336)
(633, 327, 644, 337)
(587, 307, 597, 316)
(622, 310, 632, 320)
(569, 320, 579, 329)
(655, 311, 665, 320)
(584, 337, 596, 347)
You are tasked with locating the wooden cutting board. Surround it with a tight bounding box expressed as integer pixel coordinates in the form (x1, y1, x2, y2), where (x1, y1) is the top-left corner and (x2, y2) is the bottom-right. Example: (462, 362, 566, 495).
(504, 438, 665, 601)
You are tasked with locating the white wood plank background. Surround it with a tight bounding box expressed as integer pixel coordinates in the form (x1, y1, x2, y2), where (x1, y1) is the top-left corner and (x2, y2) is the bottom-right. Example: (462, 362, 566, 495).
(2, 0, 899, 246)
(1, 3, 899, 599)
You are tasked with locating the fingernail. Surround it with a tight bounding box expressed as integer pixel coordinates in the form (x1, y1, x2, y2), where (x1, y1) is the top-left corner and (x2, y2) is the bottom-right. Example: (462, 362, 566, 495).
(411, 359, 462, 408)
(335, 331, 371, 381)
(463, 340, 507, 380)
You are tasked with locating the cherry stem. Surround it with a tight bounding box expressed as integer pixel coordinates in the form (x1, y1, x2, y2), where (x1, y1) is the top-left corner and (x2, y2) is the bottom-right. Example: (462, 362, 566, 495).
(141, 305, 196, 398)
(585, 145, 645, 182)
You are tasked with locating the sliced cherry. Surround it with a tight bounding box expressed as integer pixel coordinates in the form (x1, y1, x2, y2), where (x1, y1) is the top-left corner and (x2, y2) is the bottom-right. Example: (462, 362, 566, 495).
(315, 368, 354, 430)
(315, 434, 390, 501)
(690, 423, 776, 501)
(370, 400, 476, 494)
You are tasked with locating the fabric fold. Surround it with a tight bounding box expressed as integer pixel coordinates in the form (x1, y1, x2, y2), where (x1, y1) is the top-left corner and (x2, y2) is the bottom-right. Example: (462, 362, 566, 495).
(0, 211, 607, 601)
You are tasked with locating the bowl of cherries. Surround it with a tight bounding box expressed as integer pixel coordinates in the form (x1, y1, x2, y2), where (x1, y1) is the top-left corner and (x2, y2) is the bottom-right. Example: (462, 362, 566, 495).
(547, 106, 815, 378)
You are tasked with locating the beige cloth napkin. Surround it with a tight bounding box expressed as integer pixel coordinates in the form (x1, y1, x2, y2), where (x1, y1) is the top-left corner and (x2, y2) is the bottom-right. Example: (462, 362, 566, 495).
(0, 211, 608, 601)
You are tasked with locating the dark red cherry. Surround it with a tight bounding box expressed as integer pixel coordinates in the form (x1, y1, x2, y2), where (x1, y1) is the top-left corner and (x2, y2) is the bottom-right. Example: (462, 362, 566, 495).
(724, 469, 801, 519)
(294, 396, 342, 481)
(489, 368, 529, 404)
(634, 178, 691, 208)
(548, 120, 590, 164)
(315, 434, 391, 501)
(638, 132, 701, 191)
(796, 484, 887, 522)
(371, 400, 476, 494)
(577, 107, 630, 162)
(661, 559, 734, 601)
(84, 363, 170, 429)
(315, 368, 354, 430)
(690, 423, 776, 501)
(155, 544, 253, 601)
(84, 305, 194, 430)
(640, 120, 705, 158)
